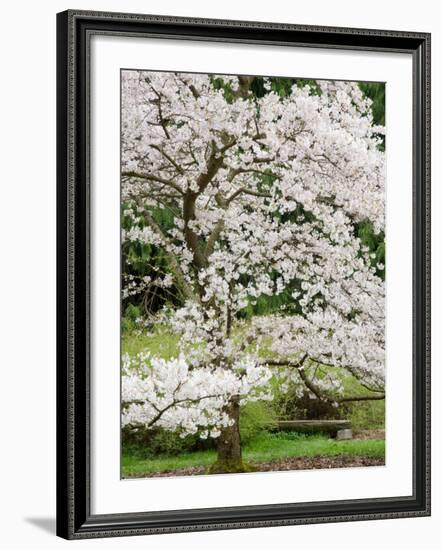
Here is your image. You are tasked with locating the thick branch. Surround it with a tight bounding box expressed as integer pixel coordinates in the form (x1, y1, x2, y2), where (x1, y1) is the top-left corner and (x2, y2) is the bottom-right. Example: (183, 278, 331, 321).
(298, 366, 384, 404)
(261, 356, 307, 369)
(226, 187, 272, 204)
(205, 218, 225, 258)
(264, 357, 385, 404)
(183, 142, 225, 270)
(183, 192, 208, 270)
(309, 357, 385, 394)
(235, 76, 256, 98)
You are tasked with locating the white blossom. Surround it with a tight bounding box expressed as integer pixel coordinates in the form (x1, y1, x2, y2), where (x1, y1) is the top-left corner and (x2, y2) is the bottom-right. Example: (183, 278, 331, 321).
(121, 71, 386, 438)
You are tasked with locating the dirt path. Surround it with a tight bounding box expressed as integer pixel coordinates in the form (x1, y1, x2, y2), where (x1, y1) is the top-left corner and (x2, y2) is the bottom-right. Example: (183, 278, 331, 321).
(127, 455, 385, 478)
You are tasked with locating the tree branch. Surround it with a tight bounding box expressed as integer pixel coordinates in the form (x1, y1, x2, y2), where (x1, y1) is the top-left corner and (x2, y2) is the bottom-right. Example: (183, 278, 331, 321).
(298, 365, 385, 404)
(261, 355, 308, 369)
(235, 76, 256, 98)
(150, 144, 184, 175)
(205, 218, 225, 258)
(124, 392, 228, 429)
(263, 357, 385, 404)
(226, 187, 271, 204)
(122, 171, 184, 196)
(183, 142, 225, 271)
(149, 85, 171, 139)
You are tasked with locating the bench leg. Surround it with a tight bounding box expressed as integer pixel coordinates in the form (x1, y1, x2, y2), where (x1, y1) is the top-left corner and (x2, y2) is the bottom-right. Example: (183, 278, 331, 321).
(336, 429, 353, 440)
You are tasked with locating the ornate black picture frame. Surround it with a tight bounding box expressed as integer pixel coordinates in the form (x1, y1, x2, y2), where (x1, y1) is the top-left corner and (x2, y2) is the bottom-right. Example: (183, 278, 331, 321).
(56, 9, 430, 539)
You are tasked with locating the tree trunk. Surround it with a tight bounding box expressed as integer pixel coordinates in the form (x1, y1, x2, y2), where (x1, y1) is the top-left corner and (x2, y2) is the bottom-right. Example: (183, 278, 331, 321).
(208, 396, 254, 474)
(217, 396, 242, 461)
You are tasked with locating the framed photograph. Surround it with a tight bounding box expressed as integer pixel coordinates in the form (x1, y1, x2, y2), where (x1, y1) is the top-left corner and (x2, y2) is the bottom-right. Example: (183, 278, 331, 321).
(56, 10, 431, 539)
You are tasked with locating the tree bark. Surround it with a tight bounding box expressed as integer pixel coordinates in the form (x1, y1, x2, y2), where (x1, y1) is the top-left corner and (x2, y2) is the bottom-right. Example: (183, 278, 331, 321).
(208, 396, 254, 474)
(217, 396, 242, 460)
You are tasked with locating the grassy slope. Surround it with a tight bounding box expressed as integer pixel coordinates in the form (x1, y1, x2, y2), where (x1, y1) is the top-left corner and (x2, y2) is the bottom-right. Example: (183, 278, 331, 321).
(122, 330, 180, 358)
(122, 434, 385, 476)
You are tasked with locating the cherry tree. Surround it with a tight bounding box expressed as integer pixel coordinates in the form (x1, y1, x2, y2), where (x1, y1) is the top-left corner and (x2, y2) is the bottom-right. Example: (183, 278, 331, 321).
(121, 71, 385, 473)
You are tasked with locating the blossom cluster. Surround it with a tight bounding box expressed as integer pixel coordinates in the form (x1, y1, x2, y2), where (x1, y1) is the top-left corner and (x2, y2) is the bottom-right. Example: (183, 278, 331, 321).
(122, 352, 273, 437)
(121, 71, 386, 437)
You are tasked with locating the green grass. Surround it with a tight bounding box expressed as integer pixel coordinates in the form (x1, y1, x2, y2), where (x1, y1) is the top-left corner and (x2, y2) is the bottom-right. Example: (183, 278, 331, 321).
(122, 323, 266, 360)
(122, 330, 180, 359)
(122, 433, 385, 477)
(243, 432, 384, 462)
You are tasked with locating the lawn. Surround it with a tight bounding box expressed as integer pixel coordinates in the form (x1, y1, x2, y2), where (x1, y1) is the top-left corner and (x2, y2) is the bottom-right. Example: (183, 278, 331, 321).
(122, 432, 385, 477)
(122, 330, 180, 359)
